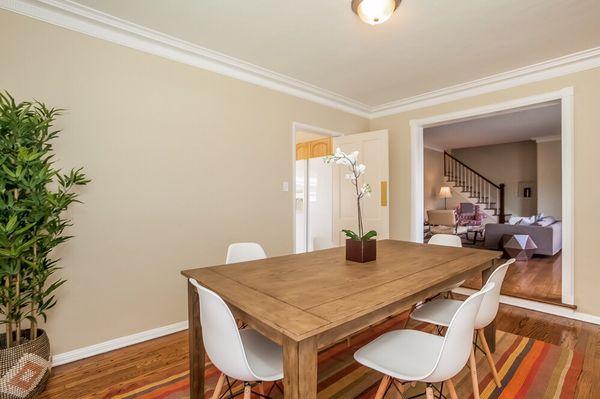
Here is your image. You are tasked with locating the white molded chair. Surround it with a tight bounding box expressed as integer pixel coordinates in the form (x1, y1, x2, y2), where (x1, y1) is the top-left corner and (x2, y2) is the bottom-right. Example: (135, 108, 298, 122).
(428, 233, 462, 247)
(226, 242, 267, 329)
(313, 236, 334, 251)
(355, 283, 495, 399)
(410, 258, 515, 396)
(189, 278, 283, 399)
(226, 242, 267, 264)
(429, 234, 465, 296)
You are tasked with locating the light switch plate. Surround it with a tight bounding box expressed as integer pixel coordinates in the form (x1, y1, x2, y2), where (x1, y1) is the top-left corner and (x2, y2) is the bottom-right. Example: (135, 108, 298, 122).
(282, 181, 289, 192)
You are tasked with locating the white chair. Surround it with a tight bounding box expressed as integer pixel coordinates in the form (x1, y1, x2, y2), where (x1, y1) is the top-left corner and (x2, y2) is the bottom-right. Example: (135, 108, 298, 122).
(226, 243, 267, 330)
(428, 233, 462, 247)
(410, 258, 515, 396)
(189, 278, 283, 399)
(428, 234, 465, 296)
(226, 242, 267, 264)
(354, 283, 495, 399)
(313, 236, 334, 250)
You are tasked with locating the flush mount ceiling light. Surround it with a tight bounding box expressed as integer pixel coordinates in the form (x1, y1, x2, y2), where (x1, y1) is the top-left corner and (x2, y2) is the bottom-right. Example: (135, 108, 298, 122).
(351, 0, 401, 25)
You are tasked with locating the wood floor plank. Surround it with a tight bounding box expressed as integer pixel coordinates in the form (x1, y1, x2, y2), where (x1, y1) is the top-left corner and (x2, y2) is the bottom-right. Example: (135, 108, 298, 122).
(38, 303, 600, 399)
(463, 252, 564, 305)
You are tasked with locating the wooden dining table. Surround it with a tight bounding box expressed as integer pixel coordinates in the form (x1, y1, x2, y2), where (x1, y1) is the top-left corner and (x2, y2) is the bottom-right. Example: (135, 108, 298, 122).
(181, 240, 502, 399)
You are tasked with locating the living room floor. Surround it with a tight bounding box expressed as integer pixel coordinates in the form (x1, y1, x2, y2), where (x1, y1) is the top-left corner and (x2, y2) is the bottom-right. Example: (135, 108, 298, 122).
(38, 302, 598, 399)
(463, 250, 563, 306)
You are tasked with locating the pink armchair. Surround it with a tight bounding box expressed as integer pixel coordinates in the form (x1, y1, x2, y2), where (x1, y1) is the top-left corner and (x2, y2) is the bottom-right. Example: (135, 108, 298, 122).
(455, 202, 484, 227)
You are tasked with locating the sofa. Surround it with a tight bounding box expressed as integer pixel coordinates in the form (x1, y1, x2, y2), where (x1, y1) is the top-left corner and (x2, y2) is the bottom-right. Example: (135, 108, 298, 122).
(484, 221, 562, 256)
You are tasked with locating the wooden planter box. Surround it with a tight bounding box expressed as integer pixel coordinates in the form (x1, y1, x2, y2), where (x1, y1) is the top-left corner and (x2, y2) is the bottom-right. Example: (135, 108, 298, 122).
(346, 238, 377, 263)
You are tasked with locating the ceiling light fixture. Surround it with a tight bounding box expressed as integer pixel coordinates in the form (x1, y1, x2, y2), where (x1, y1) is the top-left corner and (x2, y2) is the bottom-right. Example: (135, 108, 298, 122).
(351, 0, 401, 25)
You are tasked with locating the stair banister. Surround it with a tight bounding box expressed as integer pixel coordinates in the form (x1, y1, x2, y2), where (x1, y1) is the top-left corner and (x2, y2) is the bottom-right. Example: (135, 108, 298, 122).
(443, 151, 506, 223)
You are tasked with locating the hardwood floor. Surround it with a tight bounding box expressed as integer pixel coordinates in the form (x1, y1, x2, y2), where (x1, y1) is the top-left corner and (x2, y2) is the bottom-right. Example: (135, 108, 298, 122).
(39, 303, 599, 399)
(463, 251, 564, 306)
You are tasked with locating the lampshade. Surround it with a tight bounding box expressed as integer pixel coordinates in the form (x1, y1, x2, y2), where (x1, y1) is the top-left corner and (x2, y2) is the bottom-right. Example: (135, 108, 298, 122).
(439, 186, 452, 198)
(351, 0, 401, 25)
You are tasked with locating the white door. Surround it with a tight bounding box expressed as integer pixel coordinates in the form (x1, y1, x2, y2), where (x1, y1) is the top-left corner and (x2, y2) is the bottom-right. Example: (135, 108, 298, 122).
(332, 130, 389, 245)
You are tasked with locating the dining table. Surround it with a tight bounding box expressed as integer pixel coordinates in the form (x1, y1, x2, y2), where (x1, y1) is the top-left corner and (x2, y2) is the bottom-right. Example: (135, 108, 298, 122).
(181, 239, 502, 399)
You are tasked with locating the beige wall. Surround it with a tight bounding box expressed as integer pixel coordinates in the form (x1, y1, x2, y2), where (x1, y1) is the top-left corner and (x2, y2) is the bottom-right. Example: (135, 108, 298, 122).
(451, 141, 538, 217)
(537, 140, 562, 218)
(0, 11, 369, 354)
(2, 7, 600, 356)
(370, 66, 600, 316)
(423, 148, 460, 215)
(423, 148, 445, 213)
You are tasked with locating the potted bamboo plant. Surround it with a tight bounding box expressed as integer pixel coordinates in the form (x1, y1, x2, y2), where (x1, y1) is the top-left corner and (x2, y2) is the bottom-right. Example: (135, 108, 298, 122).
(325, 148, 377, 262)
(0, 92, 89, 398)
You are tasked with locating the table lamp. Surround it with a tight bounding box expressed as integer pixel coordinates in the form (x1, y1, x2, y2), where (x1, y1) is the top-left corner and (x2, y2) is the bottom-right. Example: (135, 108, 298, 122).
(439, 186, 452, 209)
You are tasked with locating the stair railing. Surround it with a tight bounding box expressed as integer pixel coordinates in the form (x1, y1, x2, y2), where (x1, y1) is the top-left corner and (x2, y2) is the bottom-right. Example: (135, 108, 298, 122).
(443, 152, 506, 223)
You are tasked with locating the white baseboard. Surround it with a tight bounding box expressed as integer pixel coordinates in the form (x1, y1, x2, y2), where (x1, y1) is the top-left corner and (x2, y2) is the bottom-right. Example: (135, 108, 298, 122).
(52, 320, 189, 366)
(453, 287, 600, 325)
(50, 290, 600, 367)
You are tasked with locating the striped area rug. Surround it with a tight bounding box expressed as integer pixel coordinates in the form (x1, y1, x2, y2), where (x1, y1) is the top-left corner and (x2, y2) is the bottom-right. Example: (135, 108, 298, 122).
(111, 317, 582, 399)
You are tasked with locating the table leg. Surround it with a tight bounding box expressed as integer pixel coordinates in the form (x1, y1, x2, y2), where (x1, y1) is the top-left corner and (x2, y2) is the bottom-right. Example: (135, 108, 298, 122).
(283, 336, 317, 399)
(482, 264, 497, 353)
(188, 281, 205, 399)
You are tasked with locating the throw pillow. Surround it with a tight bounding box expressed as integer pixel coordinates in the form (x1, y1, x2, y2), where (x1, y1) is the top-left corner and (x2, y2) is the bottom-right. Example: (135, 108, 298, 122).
(508, 216, 522, 225)
(521, 215, 536, 225)
(534, 216, 556, 227)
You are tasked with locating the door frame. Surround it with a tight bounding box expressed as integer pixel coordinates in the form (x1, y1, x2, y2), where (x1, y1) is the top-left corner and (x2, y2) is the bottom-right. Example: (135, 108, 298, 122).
(292, 122, 344, 253)
(409, 87, 575, 306)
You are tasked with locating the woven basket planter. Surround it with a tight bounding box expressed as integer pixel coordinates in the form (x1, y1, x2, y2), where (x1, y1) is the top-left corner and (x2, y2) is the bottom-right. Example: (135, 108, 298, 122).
(0, 330, 51, 399)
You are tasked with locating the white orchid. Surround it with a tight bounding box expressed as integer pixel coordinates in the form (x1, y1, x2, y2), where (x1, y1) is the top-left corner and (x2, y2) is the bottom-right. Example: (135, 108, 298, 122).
(356, 163, 366, 176)
(361, 183, 372, 197)
(324, 148, 377, 241)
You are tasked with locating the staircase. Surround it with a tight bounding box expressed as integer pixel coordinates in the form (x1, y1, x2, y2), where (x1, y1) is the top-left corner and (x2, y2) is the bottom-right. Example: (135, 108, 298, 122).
(444, 152, 507, 223)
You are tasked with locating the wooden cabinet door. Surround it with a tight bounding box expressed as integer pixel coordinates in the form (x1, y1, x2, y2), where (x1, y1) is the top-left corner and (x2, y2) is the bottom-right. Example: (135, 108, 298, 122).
(296, 142, 309, 160)
(309, 138, 332, 158)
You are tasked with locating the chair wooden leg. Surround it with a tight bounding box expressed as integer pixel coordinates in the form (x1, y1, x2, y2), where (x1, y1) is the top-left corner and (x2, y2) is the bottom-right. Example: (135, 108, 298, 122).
(425, 385, 435, 399)
(478, 329, 502, 388)
(258, 381, 265, 395)
(392, 380, 405, 398)
(243, 384, 252, 399)
(211, 373, 225, 399)
(469, 347, 480, 399)
(445, 378, 458, 399)
(402, 304, 417, 328)
(375, 375, 392, 399)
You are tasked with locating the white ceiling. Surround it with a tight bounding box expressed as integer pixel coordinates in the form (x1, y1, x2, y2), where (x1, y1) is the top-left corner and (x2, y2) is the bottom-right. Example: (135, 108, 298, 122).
(71, 0, 600, 107)
(424, 102, 561, 150)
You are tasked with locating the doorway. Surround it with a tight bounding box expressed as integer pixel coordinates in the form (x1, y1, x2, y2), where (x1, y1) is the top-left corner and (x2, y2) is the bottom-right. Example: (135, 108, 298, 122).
(292, 123, 390, 253)
(292, 123, 342, 253)
(422, 101, 564, 307)
(410, 88, 574, 308)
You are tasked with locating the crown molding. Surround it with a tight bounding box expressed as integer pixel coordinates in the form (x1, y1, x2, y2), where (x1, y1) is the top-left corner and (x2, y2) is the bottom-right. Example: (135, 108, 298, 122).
(370, 47, 600, 118)
(423, 145, 444, 153)
(0, 0, 372, 118)
(533, 135, 561, 143)
(2, 0, 600, 120)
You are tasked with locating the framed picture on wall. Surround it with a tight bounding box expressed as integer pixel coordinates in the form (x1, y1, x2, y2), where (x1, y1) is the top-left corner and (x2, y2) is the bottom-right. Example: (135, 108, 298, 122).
(518, 181, 537, 198)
